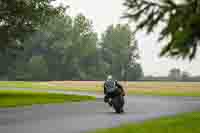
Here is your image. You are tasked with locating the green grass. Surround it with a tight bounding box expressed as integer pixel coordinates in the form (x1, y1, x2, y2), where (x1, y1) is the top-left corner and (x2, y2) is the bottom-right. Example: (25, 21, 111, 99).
(0, 81, 101, 92)
(90, 112, 200, 133)
(1, 81, 200, 97)
(0, 90, 95, 108)
(0, 81, 65, 90)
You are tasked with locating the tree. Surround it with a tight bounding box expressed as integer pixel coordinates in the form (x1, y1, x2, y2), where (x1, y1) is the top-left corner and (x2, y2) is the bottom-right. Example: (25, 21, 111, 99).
(11, 55, 49, 81)
(8, 14, 73, 80)
(168, 68, 181, 81)
(27, 56, 48, 81)
(182, 71, 190, 81)
(127, 63, 144, 81)
(123, 0, 200, 60)
(0, 0, 66, 51)
(41, 15, 73, 80)
(100, 24, 141, 80)
(62, 14, 99, 80)
(0, 51, 13, 77)
(10, 13, 101, 81)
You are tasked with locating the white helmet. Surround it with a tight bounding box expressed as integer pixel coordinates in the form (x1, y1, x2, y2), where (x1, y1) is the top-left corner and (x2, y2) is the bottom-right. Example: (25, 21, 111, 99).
(107, 75, 113, 80)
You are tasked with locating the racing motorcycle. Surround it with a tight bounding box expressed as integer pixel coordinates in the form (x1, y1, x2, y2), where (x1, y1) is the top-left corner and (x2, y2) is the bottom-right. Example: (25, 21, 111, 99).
(109, 93, 125, 113)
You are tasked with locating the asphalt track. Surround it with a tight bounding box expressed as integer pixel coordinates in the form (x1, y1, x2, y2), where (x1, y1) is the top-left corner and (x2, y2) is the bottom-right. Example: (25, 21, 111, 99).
(1, 88, 200, 133)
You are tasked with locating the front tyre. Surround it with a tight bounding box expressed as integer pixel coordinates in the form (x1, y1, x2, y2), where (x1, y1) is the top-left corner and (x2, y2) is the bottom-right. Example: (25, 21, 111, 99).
(112, 96, 124, 114)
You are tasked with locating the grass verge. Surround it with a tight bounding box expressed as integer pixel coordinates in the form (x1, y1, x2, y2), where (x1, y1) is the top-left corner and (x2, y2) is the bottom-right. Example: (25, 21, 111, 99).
(0, 81, 67, 90)
(89, 112, 200, 133)
(0, 81, 101, 92)
(1, 81, 200, 97)
(0, 90, 95, 108)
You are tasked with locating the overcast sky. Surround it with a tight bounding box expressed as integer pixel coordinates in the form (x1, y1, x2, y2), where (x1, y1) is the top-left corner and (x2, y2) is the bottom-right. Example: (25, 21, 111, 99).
(56, 0, 200, 76)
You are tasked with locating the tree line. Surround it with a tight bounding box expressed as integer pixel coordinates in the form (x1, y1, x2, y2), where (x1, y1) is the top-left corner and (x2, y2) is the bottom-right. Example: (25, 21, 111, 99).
(0, 13, 143, 81)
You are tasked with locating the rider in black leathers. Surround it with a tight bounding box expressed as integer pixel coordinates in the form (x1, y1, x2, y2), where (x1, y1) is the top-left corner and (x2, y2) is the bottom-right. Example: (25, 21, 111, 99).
(103, 75, 125, 105)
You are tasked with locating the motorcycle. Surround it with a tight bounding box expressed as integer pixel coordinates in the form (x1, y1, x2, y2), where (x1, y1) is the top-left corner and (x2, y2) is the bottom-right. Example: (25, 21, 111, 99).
(109, 94, 125, 113)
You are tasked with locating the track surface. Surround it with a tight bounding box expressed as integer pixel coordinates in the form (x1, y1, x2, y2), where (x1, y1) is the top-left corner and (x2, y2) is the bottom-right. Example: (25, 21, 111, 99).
(1, 89, 200, 133)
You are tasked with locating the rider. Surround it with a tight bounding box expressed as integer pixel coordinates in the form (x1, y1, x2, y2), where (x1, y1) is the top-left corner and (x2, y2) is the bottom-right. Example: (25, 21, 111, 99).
(103, 75, 125, 106)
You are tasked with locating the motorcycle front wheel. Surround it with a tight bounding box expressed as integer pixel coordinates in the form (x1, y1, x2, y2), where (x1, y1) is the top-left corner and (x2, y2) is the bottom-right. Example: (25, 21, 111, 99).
(111, 95, 124, 113)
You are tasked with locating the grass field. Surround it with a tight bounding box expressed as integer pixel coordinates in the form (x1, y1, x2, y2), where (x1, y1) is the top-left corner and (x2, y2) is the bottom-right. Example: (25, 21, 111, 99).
(1, 81, 200, 97)
(0, 81, 67, 90)
(89, 112, 200, 133)
(0, 90, 95, 108)
(48, 81, 200, 96)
